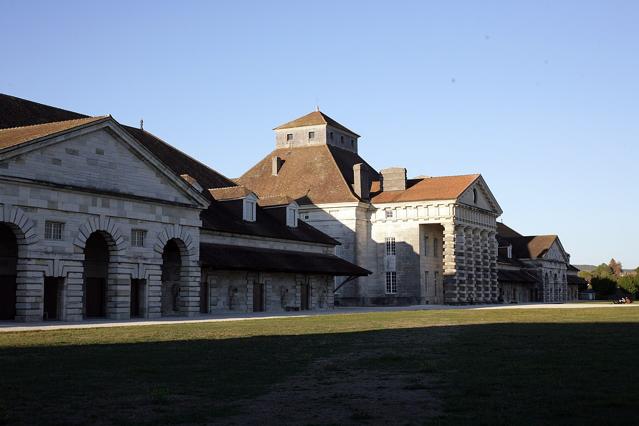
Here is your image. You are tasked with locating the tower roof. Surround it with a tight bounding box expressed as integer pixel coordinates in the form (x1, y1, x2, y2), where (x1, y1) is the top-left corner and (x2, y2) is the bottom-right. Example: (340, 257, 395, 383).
(274, 110, 360, 137)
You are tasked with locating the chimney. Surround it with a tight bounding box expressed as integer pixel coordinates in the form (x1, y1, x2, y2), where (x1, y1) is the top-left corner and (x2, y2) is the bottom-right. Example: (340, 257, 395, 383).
(380, 167, 407, 191)
(272, 156, 283, 176)
(353, 163, 370, 200)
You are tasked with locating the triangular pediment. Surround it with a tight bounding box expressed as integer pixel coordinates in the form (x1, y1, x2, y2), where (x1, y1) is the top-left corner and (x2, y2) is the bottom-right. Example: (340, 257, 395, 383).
(458, 175, 503, 215)
(0, 118, 209, 207)
(543, 239, 570, 263)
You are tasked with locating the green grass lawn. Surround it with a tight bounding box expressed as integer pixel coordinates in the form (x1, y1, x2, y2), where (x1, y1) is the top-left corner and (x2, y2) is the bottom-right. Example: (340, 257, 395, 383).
(1, 307, 638, 425)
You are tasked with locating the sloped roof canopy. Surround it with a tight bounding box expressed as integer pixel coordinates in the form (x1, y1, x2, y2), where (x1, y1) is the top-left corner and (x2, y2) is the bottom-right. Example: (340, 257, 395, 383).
(200, 243, 370, 276)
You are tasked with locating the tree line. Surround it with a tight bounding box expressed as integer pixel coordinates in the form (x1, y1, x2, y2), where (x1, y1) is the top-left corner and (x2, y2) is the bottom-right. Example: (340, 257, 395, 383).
(578, 258, 639, 298)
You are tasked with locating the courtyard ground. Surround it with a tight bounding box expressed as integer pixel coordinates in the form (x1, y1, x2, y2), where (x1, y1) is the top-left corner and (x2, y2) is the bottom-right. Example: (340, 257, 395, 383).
(0, 306, 637, 425)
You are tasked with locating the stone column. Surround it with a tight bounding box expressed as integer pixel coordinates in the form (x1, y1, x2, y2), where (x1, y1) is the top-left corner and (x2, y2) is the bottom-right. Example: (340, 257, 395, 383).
(146, 263, 163, 318)
(472, 228, 483, 302)
(62, 261, 84, 321)
(488, 231, 498, 302)
(107, 263, 131, 320)
(178, 261, 201, 317)
(443, 222, 465, 304)
(14, 260, 44, 322)
(480, 230, 490, 302)
(464, 227, 475, 301)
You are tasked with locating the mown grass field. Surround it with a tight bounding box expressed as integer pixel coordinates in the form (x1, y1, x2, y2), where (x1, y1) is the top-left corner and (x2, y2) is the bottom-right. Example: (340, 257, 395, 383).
(1, 307, 638, 425)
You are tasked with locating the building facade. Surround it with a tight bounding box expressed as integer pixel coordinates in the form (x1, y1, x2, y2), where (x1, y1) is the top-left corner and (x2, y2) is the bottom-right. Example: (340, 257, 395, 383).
(0, 95, 368, 322)
(238, 111, 503, 305)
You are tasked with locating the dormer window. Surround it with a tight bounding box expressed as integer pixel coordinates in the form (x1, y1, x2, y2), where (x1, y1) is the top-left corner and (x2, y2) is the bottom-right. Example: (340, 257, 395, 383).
(286, 133, 293, 141)
(243, 197, 256, 222)
(507, 244, 513, 259)
(308, 131, 315, 139)
(286, 205, 299, 227)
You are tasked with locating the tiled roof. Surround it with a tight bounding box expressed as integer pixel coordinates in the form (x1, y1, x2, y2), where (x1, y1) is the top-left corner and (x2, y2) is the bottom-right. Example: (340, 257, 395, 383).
(371, 174, 480, 204)
(497, 222, 523, 238)
(0, 93, 87, 128)
(0, 116, 109, 150)
(209, 186, 253, 201)
(200, 243, 369, 276)
(200, 201, 338, 245)
(498, 235, 559, 259)
(274, 110, 360, 137)
(258, 195, 296, 207)
(237, 144, 379, 204)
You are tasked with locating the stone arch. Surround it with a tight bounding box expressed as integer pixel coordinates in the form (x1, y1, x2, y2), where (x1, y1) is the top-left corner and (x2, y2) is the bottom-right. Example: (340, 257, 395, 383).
(0, 205, 36, 258)
(74, 216, 126, 256)
(153, 225, 196, 258)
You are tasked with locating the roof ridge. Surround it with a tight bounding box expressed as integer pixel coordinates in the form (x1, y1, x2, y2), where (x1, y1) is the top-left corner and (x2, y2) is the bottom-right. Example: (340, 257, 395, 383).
(323, 144, 361, 202)
(0, 115, 108, 133)
(126, 126, 237, 188)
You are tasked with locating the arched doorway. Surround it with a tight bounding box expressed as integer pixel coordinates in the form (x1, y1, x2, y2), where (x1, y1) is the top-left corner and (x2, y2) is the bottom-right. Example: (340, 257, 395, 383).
(84, 232, 110, 318)
(161, 239, 182, 315)
(0, 223, 18, 320)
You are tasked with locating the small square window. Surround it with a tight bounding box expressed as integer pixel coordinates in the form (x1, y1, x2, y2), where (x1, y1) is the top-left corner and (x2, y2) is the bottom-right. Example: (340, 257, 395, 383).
(385, 209, 394, 219)
(45, 221, 64, 240)
(308, 131, 315, 139)
(286, 133, 293, 141)
(131, 229, 146, 247)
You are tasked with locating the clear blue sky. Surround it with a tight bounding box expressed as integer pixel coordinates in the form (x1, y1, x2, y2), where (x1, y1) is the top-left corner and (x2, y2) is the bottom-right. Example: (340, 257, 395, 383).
(2, 1, 637, 267)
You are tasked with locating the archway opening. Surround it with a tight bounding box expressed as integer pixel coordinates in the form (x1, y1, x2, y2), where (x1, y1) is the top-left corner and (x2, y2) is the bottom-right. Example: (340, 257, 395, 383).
(161, 239, 182, 315)
(84, 232, 110, 318)
(0, 223, 18, 320)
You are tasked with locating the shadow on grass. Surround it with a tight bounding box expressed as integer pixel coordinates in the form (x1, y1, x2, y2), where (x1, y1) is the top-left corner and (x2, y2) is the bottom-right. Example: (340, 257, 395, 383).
(0, 322, 637, 425)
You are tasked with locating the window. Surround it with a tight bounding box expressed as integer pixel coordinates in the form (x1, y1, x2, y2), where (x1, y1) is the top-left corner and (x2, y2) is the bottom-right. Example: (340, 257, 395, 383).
(351, 139, 355, 147)
(423, 235, 429, 256)
(385, 237, 396, 256)
(507, 244, 513, 259)
(329, 132, 334, 140)
(286, 133, 293, 141)
(308, 131, 315, 139)
(286, 205, 299, 227)
(473, 188, 478, 204)
(243, 198, 256, 222)
(44, 221, 64, 240)
(385, 272, 397, 294)
(340, 135, 344, 144)
(424, 271, 429, 293)
(434, 271, 439, 287)
(131, 229, 146, 247)
(433, 238, 439, 257)
(385, 209, 394, 219)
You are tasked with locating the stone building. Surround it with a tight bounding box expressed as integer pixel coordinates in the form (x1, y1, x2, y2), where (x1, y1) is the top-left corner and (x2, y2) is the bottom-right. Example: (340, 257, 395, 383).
(237, 111, 504, 305)
(0, 94, 368, 322)
(496, 223, 584, 303)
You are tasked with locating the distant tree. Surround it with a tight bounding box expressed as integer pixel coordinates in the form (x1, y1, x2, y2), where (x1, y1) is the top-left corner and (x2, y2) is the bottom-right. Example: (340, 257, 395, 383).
(608, 258, 623, 277)
(591, 263, 614, 279)
(590, 276, 617, 298)
(618, 275, 639, 297)
(578, 271, 592, 283)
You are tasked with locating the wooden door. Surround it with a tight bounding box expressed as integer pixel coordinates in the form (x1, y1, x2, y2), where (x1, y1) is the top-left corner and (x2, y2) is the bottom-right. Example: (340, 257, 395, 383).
(43, 277, 59, 320)
(253, 283, 264, 312)
(0, 275, 16, 320)
(85, 277, 106, 318)
(300, 283, 310, 311)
